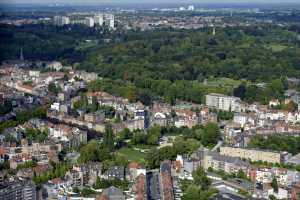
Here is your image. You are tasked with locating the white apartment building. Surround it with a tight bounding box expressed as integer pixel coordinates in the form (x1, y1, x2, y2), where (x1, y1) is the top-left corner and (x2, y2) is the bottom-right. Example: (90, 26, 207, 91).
(54, 14, 114, 29)
(85, 17, 95, 27)
(188, 5, 195, 11)
(94, 14, 104, 26)
(233, 113, 248, 127)
(53, 16, 70, 26)
(256, 169, 273, 184)
(104, 14, 115, 29)
(29, 70, 40, 78)
(206, 93, 244, 112)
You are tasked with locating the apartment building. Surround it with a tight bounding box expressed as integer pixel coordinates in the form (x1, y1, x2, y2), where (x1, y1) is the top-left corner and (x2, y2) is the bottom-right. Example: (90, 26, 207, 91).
(206, 93, 244, 112)
(220, 147, 291, 164)
(0, 180, 36, 200)
(203, 151, 249, 175)
(65, 163, 102, 187)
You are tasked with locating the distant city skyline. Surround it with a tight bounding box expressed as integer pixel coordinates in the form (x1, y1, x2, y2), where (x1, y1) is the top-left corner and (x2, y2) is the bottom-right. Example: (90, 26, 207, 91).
(1, 0, 300, 5)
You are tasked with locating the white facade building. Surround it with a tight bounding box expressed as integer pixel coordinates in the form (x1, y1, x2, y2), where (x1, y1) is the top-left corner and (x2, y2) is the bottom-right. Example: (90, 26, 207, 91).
(233, 113, 248, 127)
(268, 188, 288, 200)
(188, 5, 195, 11)
(29, 70, 40, 78)
(85, 17, 95, 27)
(50, 102, 60, 112)
(47, 61, 63, 71)
(104, 14, 115, 29)
(256, 169, 273, 184)
(206, 93, 243, 112)
(53, 16, 70, 26)
(94, 14, 104, 26)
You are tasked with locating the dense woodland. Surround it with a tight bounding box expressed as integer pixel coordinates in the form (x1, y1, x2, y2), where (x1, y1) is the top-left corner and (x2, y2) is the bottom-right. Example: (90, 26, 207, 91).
(0, 24, 114, 62)
(248, 135, 300, 155)
(2, 23, 300, 104)
(81, 26, 300, 81)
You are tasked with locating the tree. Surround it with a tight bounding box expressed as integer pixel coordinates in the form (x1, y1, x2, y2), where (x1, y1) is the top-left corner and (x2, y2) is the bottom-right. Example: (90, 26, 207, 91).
(192, 167, 211, 190)
(146, 148, 160, 169)
(81, 187, 97, 197)
(99, 106, 115, 119)
(94, 177, 129, 190)
(147, 134, 159, 145)
(78, 140, 111, 163)
(236, 169, 247, 179)
(115, 155, 129, 166)
(117, 128, 132, 141)
(94, 177, 110, 189)
(217, 110, 234, 121)
(265, 79, 284, 101)
(63, 73, 69, 81)
(24, 127, 48, 142)
(73, 187, 80, 194)
(146, 125, 161, 145)
(173, 137, 195, 155)
(137, 90, 152, 106)
(0, 100, 12, 115)
(104, 124, 114, 151)
(283, 101, 298, 112)
(244, 85, 262, 103)
(88, 96, 98, 112)
(80, 93, 88, 109)
(79, 141, 100, 163)
(248, 135, 300, 155)
(280, 76, 288, 90)
(182, 185, 201, 200)
(48, 83, 61, 94)
(201, 122, 221, 147)
(271, 177, 278, 193)
(131, 131, 146, 145)
(159, 146, 177, 161)
(233, 84, 246, 100)
(185, 138, 200, 153)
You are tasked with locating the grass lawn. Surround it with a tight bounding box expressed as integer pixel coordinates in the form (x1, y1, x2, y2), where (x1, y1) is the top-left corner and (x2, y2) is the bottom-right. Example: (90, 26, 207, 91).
(204, 77, 246, 93)
(117, 147, 146, 163)
(76, 40, 98, 50)
(206, 77, 242, 87)
(265, 44, 287, 52)
(133, 144, 155, 150)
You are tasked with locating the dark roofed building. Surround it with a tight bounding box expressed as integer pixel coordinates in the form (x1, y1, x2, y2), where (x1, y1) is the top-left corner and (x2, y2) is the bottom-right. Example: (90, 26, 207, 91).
(160, 160, 174, 200)
(0, 180, 36, 200)
(204, 151, 250, 175)
(104, 166, 127, 180)
(146, 170, 161, 200)
(99, 186, 125, 200)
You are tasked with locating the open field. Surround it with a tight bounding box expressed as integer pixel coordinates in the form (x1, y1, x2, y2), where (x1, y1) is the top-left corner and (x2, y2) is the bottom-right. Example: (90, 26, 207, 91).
(265, 44, 287, 52)
(117, 147, 146, 163)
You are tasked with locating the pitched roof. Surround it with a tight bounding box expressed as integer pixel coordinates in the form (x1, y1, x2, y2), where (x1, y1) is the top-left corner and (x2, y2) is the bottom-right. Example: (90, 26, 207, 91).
(209, 152, 249, 167)
(128, 161, 142, 169)
(101, 186, 124, 199)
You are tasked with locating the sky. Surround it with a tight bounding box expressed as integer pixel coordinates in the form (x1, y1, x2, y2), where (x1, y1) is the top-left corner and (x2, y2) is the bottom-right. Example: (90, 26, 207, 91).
(1, 0, 300, 4)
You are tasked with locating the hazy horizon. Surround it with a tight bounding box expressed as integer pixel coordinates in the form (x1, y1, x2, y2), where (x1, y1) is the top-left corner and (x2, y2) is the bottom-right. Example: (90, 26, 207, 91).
(2, 0, 300, 5)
